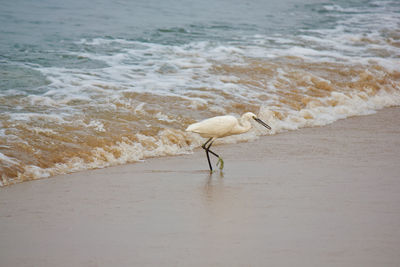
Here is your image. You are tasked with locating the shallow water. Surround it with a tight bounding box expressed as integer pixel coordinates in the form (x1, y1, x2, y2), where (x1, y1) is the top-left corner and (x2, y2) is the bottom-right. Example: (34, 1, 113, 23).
(1, 0, 399, 185)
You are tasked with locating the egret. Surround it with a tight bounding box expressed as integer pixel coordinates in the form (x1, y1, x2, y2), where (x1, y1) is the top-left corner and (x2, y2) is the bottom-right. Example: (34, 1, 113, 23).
(186, 112, 271, 171)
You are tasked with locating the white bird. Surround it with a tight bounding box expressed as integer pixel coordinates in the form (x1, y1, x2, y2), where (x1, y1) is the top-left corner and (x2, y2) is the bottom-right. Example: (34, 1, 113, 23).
(186, 112, 271, 171)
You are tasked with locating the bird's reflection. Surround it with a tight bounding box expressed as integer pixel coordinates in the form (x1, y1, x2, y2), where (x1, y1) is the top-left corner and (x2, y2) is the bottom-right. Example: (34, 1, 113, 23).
(200, 170, 248, 225)
(203, 171, 225, 203)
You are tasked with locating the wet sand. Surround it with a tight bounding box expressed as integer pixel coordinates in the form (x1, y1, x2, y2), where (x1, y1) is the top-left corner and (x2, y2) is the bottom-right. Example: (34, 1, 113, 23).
(1, 107, 400, 267)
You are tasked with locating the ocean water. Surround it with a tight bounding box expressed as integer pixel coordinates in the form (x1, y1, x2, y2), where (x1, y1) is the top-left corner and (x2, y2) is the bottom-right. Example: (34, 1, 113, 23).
(1, 0, 399, 185)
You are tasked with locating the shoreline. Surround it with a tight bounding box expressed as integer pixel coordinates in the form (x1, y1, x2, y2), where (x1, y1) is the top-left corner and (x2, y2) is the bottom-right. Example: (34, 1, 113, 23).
(1, 107, 400, 266)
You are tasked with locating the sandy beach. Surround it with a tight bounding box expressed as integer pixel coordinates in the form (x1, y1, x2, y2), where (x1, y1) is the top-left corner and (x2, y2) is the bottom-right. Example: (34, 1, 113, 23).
(1, 107, 400, 267)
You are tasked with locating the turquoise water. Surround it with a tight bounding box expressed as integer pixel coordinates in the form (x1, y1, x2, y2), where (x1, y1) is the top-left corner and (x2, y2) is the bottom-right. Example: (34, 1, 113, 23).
(2, 0, 390, 72)
(1, 0, 399, 184)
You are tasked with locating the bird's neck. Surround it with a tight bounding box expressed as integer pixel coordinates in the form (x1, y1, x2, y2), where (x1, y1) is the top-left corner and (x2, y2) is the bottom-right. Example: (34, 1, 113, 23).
(232, 118, 252, 134)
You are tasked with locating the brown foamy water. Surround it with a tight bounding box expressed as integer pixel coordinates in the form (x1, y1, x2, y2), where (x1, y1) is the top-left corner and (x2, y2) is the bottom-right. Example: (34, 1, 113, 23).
(2, 56, 399, 185)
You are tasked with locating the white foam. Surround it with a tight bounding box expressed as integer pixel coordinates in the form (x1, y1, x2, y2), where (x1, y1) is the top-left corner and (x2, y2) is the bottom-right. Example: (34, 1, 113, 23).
(0, 152, 19, 165)
(134, 102, 146, 114)
(87, 120, 106, 132)
(8, 112, 66, 123)
(76, 38, 142, 46)
(155, 112, 175, 122)
(322, 4, 364, 13)
(258, 88, 400, 135)
(31, 127, 58, 135)
(27, 95, 59, 107)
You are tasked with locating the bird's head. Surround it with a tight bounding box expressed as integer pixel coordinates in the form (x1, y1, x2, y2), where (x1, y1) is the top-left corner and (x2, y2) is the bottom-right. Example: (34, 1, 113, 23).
(242, 112, 271, 130)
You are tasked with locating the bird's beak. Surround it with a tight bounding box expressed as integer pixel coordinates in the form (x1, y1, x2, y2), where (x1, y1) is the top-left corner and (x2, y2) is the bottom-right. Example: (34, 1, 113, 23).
(253, 117, 271, 130)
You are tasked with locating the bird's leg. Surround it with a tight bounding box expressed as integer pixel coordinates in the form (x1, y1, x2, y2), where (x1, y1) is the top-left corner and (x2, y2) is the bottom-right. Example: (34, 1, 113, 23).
(202, 138, 213, 171)
(216, 157, 224, 170)
(201, 138, 213, 150)
(206, 140, 224, 170)
(205, 149, 213, 171)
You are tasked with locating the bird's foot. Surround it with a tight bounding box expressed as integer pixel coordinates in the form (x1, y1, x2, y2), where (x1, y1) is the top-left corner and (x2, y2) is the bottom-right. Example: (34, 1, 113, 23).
(216, 157, 224, 170)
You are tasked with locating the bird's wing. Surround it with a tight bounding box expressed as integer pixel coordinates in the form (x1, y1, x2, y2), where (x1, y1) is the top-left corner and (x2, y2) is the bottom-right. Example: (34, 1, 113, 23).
(186, 115, 237, 138)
